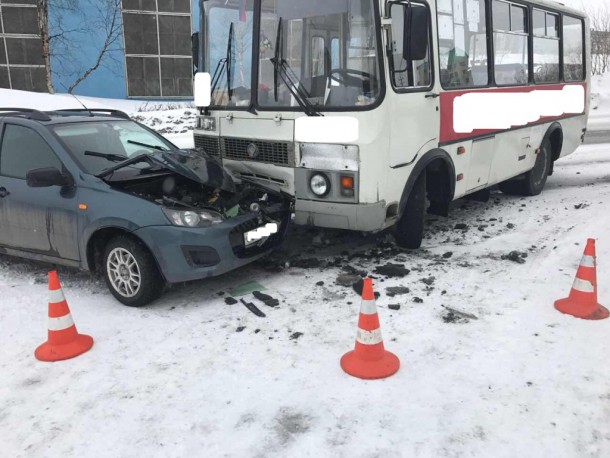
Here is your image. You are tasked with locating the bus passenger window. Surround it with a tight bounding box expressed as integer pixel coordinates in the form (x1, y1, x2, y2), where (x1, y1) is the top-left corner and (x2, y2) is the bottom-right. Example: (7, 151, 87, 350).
(389, 2, 431, 89)
(533, 10, 560, 84)
(493, 1, 529, 85)
(331, 38, 340, 69)
(311, 37, 326, 78)
(438, 0, 488, 89)
(563, 15, 584, 82)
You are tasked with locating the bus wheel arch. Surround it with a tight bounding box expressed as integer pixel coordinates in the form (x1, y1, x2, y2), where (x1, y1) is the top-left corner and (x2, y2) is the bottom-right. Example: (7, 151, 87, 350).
(544, 122, 563, 175)
(395, 149, 456, 249)
(398, 149, 456, 217)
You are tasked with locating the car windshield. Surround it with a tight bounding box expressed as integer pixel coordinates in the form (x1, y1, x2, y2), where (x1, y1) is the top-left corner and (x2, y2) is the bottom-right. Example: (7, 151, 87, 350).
(204, 0, 381, 110)
(51, 121, 175, 176)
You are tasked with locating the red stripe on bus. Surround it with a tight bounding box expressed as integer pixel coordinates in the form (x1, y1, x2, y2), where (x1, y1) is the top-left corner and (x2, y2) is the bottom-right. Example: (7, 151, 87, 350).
(439, 82, 587, 144)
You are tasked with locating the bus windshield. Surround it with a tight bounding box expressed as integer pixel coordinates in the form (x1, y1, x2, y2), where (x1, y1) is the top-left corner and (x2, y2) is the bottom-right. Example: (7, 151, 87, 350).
(204, 0, 382, 111)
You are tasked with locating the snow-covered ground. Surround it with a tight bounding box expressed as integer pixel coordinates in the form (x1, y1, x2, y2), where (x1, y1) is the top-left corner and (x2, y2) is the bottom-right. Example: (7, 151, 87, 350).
(2, 79, 610, 456)
(1, 143, 609, 456)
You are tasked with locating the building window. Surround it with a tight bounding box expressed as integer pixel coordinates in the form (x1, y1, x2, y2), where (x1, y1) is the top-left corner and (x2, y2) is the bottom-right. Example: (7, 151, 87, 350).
(493, 0, 529, 86)
(438, 0, 488, 89)
(533, 10, 559, 84)
(563, 15, 584, 82)
(121, 2, 193, 98)
(0, 1, 46, 92)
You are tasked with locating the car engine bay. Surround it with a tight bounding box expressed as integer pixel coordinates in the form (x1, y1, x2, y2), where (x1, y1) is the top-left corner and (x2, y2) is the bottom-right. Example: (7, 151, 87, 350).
(109, 172, 292, 221)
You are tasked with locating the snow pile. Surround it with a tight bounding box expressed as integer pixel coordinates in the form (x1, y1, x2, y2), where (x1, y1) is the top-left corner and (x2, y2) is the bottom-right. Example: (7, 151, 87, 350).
(131, 110, 197, 149)
(0, 88, 193, 113)
(1, 144, 609, 457)
(0, 88, 196, 149)
(589, 73, 610, 131)
(0, 88, 115, 111)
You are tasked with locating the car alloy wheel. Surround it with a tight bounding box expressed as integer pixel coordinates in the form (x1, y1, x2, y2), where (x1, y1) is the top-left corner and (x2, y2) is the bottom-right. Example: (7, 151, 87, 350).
(106, 247, 142, 298)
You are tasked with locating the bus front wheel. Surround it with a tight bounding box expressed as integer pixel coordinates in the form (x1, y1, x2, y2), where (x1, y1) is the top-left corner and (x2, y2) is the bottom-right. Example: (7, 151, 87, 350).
(499, 139, 552, 197)
(394, 172, 426, 249)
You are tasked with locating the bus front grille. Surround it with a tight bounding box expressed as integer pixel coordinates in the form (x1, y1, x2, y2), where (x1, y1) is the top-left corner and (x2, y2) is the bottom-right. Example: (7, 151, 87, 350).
(223, 138, 294, 166)
(194, 134, 221, 157)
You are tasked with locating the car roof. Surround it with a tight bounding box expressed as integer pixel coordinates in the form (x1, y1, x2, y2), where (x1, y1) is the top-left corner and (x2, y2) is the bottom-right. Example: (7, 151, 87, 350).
(0, 108, 132, 125)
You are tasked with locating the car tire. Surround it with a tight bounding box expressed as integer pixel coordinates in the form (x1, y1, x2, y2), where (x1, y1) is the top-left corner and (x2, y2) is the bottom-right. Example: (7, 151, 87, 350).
(102, 235, 165, 307)
(499, 139, 552, 197)
(394, 172, 426, 249)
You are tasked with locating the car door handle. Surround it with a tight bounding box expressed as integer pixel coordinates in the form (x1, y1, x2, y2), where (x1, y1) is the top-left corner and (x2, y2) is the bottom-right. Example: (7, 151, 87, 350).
(0, 187, 9, 198)
(425, 93, 440, 99)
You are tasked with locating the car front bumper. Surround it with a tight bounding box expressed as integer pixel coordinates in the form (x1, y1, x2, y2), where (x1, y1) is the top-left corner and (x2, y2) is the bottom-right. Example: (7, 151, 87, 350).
(133, 213, 287, 284)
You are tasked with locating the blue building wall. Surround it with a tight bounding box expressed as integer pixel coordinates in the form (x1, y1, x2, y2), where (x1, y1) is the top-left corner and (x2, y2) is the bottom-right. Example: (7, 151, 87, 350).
(49, 1, 200, 100)
(193, 2, 201, 31)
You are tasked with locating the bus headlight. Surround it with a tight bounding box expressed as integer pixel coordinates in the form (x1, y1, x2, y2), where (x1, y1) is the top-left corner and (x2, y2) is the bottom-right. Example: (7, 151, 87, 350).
(310, 173, 331, 197)
(198, 116, 216, 131)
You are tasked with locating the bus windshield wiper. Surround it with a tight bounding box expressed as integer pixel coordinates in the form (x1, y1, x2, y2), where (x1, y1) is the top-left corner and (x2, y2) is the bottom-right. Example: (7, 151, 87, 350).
(271, 18, 322, 117)
(210, 23, 234, 104)
(84, 151, 128, 162)
(127, 140, 166, 151)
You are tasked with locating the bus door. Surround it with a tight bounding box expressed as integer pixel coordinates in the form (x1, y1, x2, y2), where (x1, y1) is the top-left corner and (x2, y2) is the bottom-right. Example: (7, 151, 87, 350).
(305, 16, 340, 100)
(386, 1, 439, 168)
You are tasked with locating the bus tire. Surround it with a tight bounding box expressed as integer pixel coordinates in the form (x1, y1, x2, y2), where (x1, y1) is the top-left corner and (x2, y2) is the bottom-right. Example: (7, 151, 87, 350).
(394, 172, 426, 249)
(499, 138, 552, 197)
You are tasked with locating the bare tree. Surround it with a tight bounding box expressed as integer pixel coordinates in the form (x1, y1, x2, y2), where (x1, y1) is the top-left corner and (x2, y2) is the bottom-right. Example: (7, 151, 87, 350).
(582, 1, 610, 75)
(36, 0, 54, 93)
(36, 0, 123, 94)
(66, 0, 122, 93)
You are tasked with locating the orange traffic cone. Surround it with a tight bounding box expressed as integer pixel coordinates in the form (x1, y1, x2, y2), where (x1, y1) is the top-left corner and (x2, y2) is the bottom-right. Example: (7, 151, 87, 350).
(35, 271, 94, 362)
(341, 278, 400, 379)
(555, 239, 609, 320)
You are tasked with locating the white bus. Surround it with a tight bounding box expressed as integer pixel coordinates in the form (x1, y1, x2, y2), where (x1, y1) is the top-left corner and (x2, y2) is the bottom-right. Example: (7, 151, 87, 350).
(192, 0, 590, 248)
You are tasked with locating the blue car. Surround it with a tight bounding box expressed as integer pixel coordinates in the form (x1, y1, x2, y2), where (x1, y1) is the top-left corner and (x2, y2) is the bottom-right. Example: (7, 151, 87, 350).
(0, 108, 292, 306)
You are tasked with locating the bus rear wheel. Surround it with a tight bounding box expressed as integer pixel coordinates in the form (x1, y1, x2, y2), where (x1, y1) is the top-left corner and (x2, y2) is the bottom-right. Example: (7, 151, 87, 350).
(394, 172, 426, 249)
(499, 138, 552, 197)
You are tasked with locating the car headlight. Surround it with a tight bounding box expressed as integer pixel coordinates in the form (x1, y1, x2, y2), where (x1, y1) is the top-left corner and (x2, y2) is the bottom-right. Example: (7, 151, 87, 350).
(310, 173, 330, 197)
(162, 208, 224, 227)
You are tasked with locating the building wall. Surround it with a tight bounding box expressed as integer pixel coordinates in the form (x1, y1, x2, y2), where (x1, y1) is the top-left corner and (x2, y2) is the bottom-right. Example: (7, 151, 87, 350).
(49, 1, 127, 99)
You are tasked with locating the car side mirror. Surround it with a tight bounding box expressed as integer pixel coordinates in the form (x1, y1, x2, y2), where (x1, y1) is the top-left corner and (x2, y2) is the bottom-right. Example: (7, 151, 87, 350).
(403, 3, 429, 62)
(26, 167, 73, 188)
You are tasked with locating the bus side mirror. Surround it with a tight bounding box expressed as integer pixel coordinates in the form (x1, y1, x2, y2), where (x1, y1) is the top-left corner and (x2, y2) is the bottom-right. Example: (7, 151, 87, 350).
(194, 72, 212, 108)
(192, 32, 200, 74)
(403, 4, 429, 62)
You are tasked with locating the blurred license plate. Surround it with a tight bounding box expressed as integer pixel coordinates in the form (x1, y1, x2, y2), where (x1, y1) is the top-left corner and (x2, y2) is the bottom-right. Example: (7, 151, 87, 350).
(244, 222, 279, 245)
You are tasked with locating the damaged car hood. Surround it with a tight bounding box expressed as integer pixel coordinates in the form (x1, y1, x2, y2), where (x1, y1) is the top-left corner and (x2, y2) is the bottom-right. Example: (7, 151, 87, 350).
(148, 150, 237, 193)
